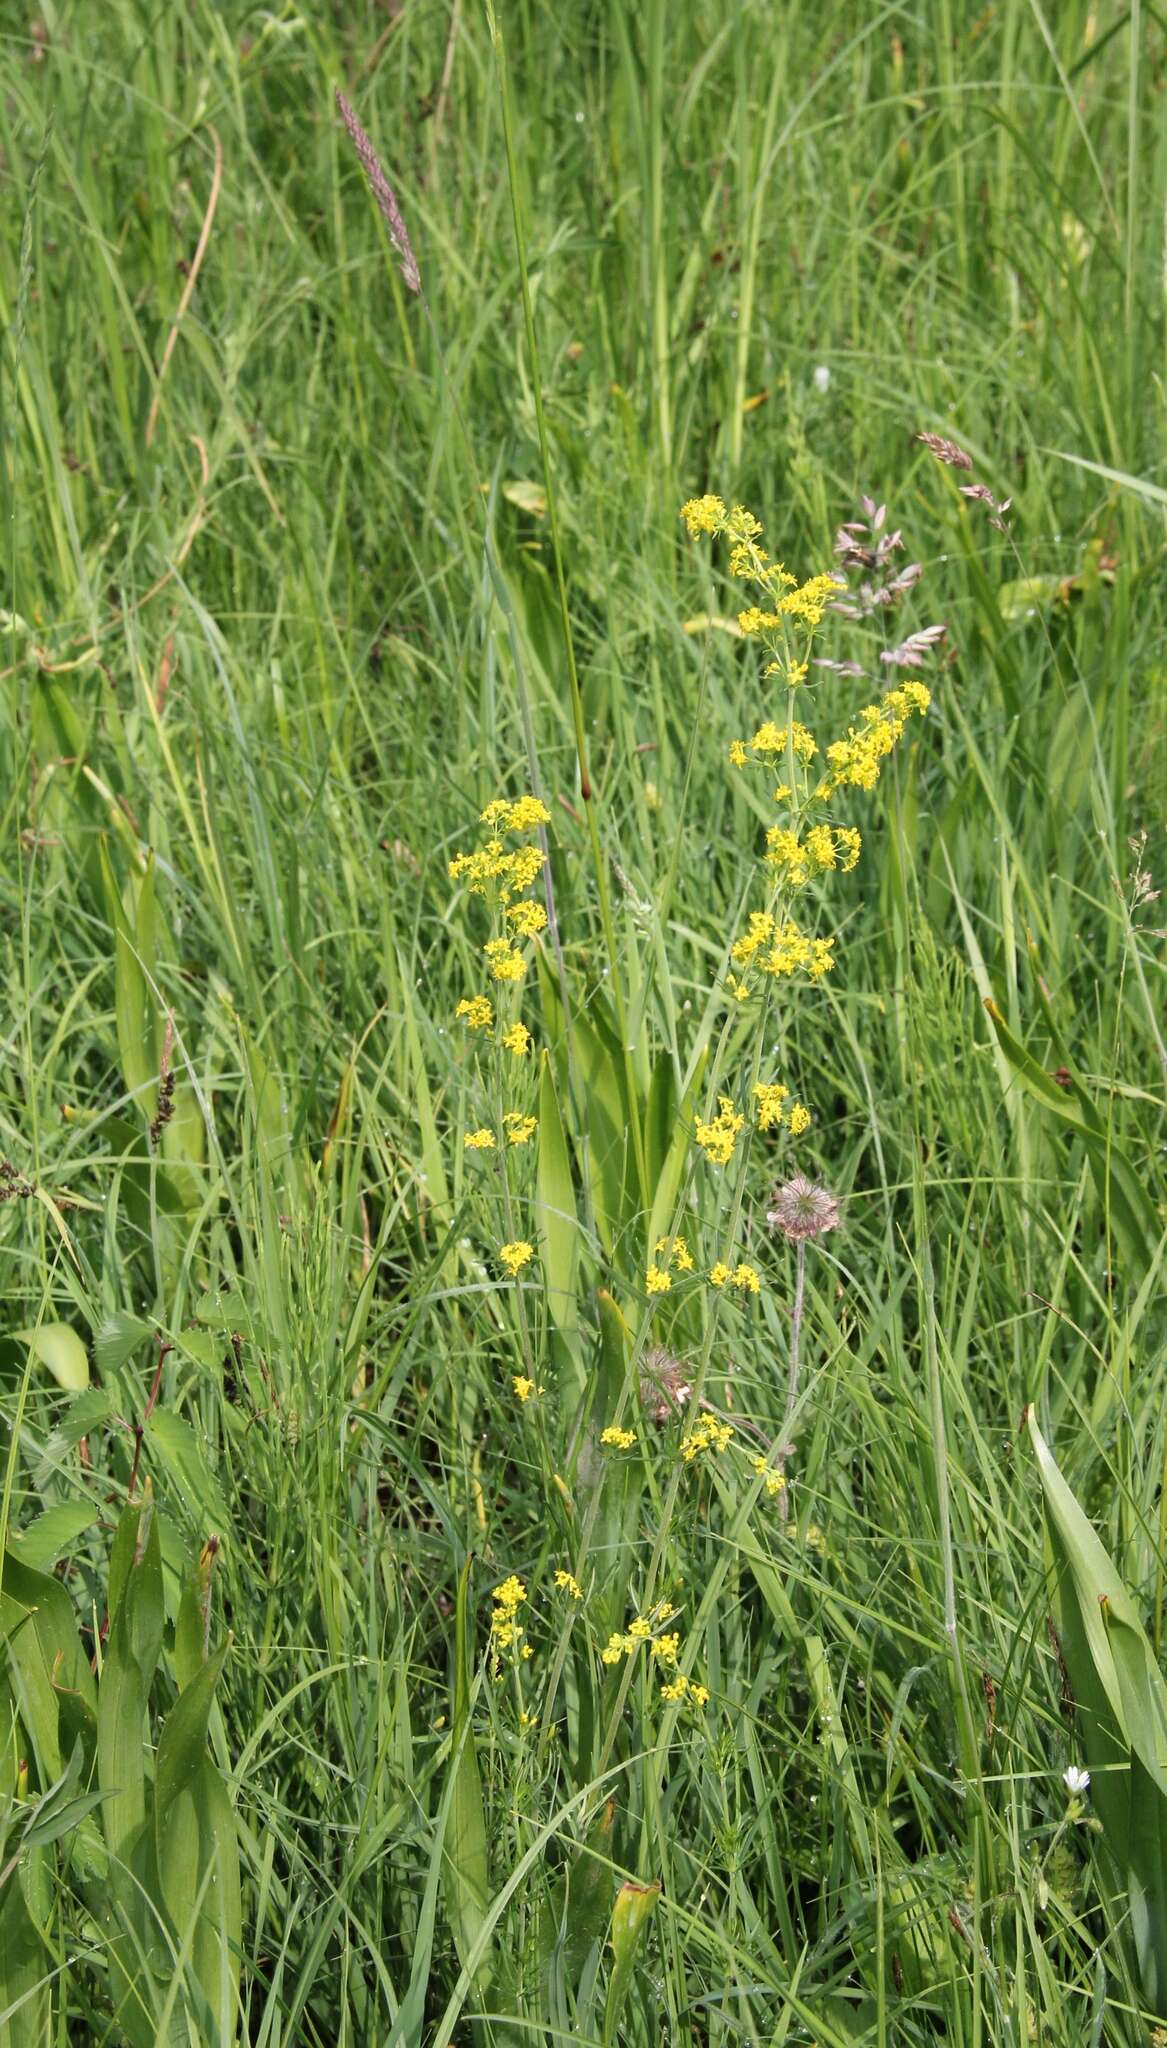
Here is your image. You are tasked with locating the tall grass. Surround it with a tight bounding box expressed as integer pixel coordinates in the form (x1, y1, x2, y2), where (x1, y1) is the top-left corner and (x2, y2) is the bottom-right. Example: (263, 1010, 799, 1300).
(0, 3, 1165, 2043)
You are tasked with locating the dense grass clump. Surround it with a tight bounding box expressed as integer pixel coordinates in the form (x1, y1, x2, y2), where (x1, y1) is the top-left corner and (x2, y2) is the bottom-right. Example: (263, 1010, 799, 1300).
(1, 3, 1165, 2042)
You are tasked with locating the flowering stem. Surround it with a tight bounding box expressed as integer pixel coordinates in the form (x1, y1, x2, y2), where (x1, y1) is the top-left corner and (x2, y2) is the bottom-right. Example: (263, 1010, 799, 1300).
(776, 1238, 806, 1519)
(487, 0, 649, 1212)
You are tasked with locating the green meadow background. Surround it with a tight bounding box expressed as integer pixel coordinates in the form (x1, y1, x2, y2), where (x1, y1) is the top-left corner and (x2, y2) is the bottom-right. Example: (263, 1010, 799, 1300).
(1, 2, 1166, 2042)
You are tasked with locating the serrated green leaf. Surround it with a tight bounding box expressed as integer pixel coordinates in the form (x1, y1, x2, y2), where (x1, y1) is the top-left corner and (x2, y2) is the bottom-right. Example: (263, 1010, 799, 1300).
(93, 1311, 153, 1376)
(11, 1503, 100, 1574)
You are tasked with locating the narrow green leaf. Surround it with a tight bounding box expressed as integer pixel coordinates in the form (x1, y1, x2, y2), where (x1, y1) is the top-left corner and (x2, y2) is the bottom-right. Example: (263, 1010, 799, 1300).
(442, 1558, 491, 1991)
(535, 1052, 580, 1342)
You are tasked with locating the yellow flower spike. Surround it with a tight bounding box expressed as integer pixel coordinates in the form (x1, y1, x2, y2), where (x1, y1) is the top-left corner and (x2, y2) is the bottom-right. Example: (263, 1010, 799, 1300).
(554, 1569, 583, 1599)
(709, 1262, 731, 1288)
(645, 1264, 672, 1294)
(731, 1263, 761, 1294)
(500, 1022, 531, 1056)
(600, 1425, 637, 1450)
(788, 1103, 812, 1136)
(464, 1128, 496, 1150)
(512, 1375, 541, 1402)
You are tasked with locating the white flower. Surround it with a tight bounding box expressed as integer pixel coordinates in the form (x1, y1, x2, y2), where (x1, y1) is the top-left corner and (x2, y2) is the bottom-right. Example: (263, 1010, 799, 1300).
(812, 364, 831, 392)
(1063, 1765, 1090, 1796)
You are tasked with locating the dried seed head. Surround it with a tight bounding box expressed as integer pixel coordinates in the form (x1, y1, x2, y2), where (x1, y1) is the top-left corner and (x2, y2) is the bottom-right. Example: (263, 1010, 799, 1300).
(916, 431, 973, 470)
(767, 1174, 841, 1243)
(335, 90, 421, 296)
(639, 1345, 693, 1423)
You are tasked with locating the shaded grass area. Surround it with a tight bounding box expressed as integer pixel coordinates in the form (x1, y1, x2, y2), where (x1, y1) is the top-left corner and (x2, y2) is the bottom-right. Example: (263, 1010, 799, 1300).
(1, 2, 1166, 2042)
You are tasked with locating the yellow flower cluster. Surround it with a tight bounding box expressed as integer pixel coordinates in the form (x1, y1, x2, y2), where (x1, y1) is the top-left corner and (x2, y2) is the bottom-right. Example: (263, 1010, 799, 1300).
(730, 913, 835, 983)
(737, 572, 840, 634)
(506, 899, 549, 938)
(708, 1261, 761, 1293)
(593, 1591, 710, 1707)
(752, 1081, 811, 1134)
(751, 1454, 786, 1499)
(600, 1425, 637, 1450)
(456, 995, 493, 1031)
(499, 1239, 534, 1277)
(729, 719, 817, 768)
(554, 1569, 583, 1599)
(659, 1673, 710, 1707)
(503, 1111, 537, 1145)
(681, 1415, 733, 1462)
(501, 1022, 530, 1057)
(764, 823, 861, 885)
(490, 1574, 527, 1659)
(694, 1096, 745, 1165)
(483, 937, 525, 983)
(465, 1127, 495, 1150)
(512, 1375, 539, 1402)
(646, 1234, 695, 1292)
(816, 682, 931, 796)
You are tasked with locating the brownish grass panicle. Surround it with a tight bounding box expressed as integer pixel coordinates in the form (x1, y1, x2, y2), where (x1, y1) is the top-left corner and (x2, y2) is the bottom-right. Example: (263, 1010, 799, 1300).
(335, 90, 421, 296)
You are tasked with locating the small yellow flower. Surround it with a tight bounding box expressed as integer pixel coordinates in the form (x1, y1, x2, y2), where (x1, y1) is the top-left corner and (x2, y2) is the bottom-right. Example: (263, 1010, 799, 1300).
(600, 1425, 636, 1450)
(788, 1103, 811, 1136)
(456, 995, 494, 1031)
(554, 1569, 583, 1599)
(501, 1022, 531, 1057)
(520, 1643, 534, 1660)
(709, 1262, 731, 1288)
(651, 1633, 680, 1664)
(503, 1112, 537, 1145)
(659, 1677, 687, 1702)
(493, 1575, 526, 1613)
(512, 1375, 540, 1402)
(645, 1264, 672, 1295)
(628, 1617, 652, 1641)
(499, 1240, 534, 1277)
(688, 1682, 710, 1708)
(732, 1263, 761, 1295)
(464, 1127, 496, 1150)
(728, 739, 748, 769)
